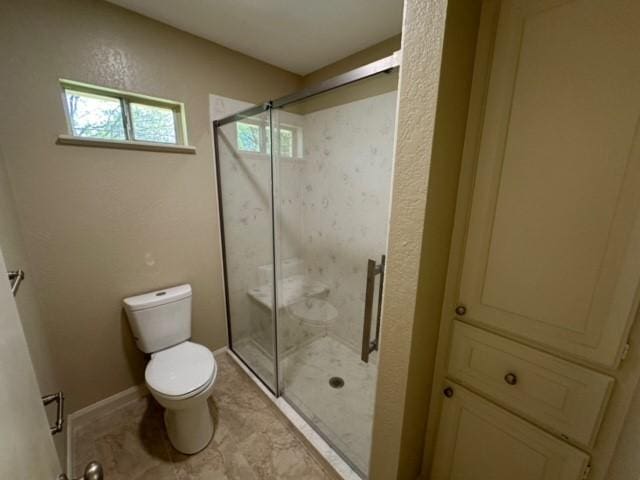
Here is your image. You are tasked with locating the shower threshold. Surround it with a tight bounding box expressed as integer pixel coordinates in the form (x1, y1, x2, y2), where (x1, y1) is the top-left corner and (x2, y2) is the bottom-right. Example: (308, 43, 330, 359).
(230, 336, 377, 479)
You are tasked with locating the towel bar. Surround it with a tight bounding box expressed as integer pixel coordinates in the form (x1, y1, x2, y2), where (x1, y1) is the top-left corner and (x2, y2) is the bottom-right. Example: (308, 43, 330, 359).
(8, 269, 24, 296)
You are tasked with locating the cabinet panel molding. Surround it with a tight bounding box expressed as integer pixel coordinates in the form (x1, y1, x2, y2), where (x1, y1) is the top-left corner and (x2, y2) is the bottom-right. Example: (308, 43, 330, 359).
(448, 321, 614, 446)
(458, 0, 640, 367)
(431, 384, 590, 480)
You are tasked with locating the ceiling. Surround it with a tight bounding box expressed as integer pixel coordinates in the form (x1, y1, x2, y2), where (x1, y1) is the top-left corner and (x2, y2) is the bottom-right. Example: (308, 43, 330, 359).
(106, 0, 403, 75)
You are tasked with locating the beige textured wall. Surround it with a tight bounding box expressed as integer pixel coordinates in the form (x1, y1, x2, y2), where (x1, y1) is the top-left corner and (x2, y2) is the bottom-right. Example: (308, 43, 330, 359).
(0, 149, 66, 466)
(0, 0, 300, 413)
(298, 35, 401, 114)
(302, 35, 401, 86)
(369, 1, 448, 478)
(369, 0, 481, 478)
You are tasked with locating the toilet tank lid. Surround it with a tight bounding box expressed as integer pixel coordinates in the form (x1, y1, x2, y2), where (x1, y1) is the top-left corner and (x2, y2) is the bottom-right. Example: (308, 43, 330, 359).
(123, 284, 192, 311)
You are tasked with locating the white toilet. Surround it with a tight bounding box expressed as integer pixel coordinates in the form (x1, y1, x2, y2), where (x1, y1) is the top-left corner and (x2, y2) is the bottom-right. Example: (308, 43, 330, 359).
(123, 284, 217, 454)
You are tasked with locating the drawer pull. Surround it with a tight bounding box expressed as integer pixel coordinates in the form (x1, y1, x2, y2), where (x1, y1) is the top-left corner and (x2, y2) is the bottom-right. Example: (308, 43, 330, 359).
(504, 372, 518, 385)
(443, 387, 454, 398)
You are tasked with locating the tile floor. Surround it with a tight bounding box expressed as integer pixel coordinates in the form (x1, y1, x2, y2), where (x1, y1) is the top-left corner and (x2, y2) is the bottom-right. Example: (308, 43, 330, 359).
(72, 353, 337, 480)
(235, 336, 377, 474)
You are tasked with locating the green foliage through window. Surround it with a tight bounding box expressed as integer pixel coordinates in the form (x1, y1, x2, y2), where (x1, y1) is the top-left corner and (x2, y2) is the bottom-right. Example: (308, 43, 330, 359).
(279, 128, 293, 157)
(131, 103, 177, 144)
(236, 122, 261, 152)
(237, 122, 296, 158)
(65, 90, 126, 140)
(62, 81, 184, 145)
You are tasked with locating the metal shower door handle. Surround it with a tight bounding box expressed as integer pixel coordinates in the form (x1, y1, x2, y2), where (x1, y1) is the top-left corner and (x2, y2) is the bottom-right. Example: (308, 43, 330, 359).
(361, 255, 386, 363)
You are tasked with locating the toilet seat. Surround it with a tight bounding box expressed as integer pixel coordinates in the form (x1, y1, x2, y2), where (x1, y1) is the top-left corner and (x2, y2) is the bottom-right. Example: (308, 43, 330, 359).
(145, 341, 216, 398)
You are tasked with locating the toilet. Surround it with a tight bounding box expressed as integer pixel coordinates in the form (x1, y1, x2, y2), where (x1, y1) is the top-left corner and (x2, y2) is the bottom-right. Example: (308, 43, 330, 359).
(123, 284, 217, 454)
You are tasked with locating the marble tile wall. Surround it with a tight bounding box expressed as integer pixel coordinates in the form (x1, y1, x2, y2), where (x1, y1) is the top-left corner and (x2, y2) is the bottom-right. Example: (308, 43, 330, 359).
(212, 91, 397, 360)
(287, 91, 398, 353)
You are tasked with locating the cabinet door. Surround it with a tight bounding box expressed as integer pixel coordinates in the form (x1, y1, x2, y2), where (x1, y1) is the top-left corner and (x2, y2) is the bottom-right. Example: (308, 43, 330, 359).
(431, 385, 589, 480)
(459, 0, 640, 367)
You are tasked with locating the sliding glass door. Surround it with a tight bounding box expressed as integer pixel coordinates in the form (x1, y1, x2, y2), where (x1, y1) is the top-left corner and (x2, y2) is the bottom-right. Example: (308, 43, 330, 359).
(215, 63, 399, 477)
(272, 82, 398, 475)
(214, 108, 279, 392)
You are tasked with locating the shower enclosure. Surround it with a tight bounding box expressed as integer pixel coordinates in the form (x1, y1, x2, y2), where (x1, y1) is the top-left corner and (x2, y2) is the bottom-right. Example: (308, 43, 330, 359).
(213, 54, 399, 476)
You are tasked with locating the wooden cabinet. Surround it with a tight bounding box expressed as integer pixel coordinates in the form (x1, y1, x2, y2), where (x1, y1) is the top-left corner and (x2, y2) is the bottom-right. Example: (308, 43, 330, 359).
(448, 321, 613, 446)
(431, 385, 590, 480)
(430, 0, 640, 478)
(458, 0, 640, 368)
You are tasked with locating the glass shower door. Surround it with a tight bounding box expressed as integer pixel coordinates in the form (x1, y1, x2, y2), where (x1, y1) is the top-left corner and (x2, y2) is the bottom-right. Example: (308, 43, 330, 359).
(272, 84, 398, 475)
(214, 109, 279, 392)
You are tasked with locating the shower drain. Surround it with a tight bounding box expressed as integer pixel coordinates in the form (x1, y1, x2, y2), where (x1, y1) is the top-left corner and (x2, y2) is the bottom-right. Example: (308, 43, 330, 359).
(329, 376, 345, 389)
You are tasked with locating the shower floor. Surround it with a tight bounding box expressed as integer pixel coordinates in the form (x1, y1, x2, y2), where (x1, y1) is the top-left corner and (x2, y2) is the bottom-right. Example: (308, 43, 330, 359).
(234, 336, 377, 475)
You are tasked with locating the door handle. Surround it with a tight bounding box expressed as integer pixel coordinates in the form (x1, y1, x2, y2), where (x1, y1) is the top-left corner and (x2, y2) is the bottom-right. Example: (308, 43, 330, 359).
(361, 255, 385, 363)
(58, 461, 103, 480)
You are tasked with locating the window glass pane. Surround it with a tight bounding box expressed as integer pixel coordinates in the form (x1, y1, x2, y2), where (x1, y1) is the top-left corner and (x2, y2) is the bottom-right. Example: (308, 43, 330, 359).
(280, 129, 293, 157)
(130, 103, 177, 144)
(65, 89, 126, 140)
(266, 127, 294, 157)
(237, 122, 261, 152)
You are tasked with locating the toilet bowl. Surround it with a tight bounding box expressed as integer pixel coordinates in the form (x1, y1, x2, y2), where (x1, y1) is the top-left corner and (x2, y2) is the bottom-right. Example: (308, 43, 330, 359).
(146, 341, 217, 453)
(123, 284, 218, 454)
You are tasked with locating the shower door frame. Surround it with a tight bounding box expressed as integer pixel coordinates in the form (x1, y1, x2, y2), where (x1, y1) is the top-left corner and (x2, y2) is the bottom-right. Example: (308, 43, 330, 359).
(212, 107, 282, 395)
(214, 52, 400, 128)
(212, 51, 401, 472)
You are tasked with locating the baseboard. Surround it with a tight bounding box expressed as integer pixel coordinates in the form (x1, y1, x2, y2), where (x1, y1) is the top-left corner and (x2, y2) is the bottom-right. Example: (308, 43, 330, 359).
(66, 384, 148, 475)
(212, 345, 228, 357)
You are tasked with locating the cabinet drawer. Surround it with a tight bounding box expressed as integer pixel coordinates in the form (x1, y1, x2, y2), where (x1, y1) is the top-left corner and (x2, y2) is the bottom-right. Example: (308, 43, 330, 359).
(448, 321, 614, 446)
(431, 384, 590, 480)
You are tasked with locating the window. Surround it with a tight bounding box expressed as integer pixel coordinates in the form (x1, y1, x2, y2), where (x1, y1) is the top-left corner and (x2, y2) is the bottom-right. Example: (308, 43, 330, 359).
(64, 89, 127, 140)
(236, 121, 298, 158)
(278, 128, 294, 158)
(236, 122, 262, 152)
(130, 103, 177, 144)
(60, 79, 191, 151)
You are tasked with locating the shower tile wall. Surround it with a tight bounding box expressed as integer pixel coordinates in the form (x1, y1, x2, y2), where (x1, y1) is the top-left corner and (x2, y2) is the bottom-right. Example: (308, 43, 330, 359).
(212, 91, 397, 359)
(297, 91, 397, 353)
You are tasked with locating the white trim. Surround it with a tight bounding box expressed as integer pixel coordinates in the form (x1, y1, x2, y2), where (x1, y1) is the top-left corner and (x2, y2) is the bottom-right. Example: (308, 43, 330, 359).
(212, 345, 228, 357)
(66, 384, 148, 476)
(56, 135, 196, 154)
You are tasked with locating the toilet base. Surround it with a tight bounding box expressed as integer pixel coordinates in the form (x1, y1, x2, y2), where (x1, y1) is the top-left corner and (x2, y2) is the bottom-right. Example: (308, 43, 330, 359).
(164, 400, 214, 454)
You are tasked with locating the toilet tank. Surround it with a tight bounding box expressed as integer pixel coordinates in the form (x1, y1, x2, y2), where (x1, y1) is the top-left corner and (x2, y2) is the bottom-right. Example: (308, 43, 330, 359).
(123, 284, 192, 353)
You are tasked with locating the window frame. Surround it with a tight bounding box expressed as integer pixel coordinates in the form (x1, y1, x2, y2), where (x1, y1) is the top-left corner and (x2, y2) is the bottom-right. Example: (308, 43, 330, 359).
(58, 79, 194, 153)
(276, 126, 296, 158)
(235, 119, 300, 159)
